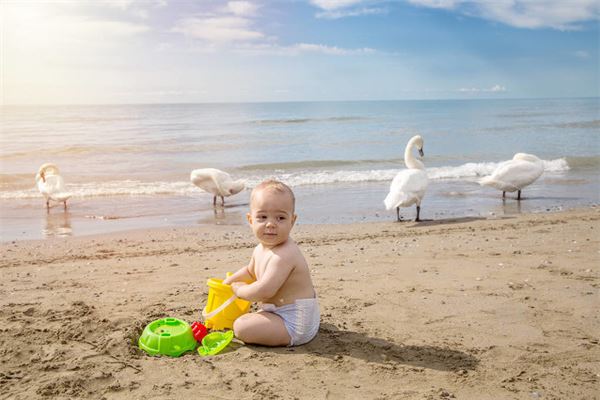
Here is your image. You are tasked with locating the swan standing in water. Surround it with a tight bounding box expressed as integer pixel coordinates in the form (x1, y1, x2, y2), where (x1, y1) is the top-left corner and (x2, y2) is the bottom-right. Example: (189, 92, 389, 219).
(35, 163, 72, 210)
(480, 153, 544, 200)
(384, 135, 429, 222)
(190, 168, 245, 206)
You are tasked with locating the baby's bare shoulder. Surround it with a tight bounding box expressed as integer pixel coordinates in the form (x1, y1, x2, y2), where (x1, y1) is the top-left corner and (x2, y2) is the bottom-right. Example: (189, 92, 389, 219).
(272, 240, 305, 266)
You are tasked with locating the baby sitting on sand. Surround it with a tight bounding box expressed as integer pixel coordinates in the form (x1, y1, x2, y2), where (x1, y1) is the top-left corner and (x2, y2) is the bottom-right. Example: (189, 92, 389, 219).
(223, 180, 320, 346)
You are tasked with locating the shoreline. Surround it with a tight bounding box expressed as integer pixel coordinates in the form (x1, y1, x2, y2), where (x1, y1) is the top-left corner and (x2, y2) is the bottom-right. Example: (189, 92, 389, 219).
(2, 173, 598, 242)
(1, 207, 599, 399)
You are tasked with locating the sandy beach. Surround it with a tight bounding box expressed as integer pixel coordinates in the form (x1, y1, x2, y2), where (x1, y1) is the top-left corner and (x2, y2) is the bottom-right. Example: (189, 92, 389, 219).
(1, 207, 598, 399)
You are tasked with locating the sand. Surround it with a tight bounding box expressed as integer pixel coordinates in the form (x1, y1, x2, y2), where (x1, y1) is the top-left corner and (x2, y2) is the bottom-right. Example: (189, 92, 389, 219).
(1, 207, 599, 400)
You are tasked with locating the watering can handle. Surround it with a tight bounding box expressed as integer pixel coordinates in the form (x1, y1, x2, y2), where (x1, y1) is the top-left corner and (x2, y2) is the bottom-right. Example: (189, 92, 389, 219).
(202, 295, 238, 321)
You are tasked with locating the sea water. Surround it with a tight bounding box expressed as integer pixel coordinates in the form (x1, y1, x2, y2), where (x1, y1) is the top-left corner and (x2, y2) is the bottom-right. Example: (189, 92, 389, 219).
(1, 98, 598, 240)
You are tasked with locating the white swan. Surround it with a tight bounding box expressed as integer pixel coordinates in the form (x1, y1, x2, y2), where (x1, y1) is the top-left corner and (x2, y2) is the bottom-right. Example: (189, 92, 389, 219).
(384, 135, 429, 221)
(35, 163, 72, 210)
(480, 153, 544, 200)
(190, 168, 245, 206)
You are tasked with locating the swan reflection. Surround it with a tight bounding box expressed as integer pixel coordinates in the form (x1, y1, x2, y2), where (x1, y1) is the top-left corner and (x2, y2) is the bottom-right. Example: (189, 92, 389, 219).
(499, 198, 522, 215)
(43, 211, 73, 237)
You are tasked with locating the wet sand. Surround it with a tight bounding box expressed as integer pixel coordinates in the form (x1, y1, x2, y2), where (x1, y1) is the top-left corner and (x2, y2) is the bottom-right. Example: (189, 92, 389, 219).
(1, 207, 598, 399)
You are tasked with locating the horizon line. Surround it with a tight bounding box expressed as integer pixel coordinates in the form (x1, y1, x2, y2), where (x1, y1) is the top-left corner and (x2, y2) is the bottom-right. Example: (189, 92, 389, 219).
(1, 96, 598, 108)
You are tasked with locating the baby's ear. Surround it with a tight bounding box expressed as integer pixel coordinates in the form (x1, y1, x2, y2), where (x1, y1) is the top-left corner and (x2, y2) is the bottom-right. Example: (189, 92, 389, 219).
(291, 213, 298, 226)
(246, 213, 253, 225)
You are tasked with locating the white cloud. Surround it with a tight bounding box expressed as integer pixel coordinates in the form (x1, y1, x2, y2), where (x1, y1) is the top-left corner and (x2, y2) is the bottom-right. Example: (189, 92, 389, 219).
(316, 7, 387, 19)
(98, 0, 137, 10)
(309, 0, 367, 11)
(406, 0, 461, 9)
(2, 3, 150, 46)
(309, 0, 387, 19)
(227, 1, 260, 16)
(98, 0, 167, 10)
(172, 2, 265, 44)
(172, 16, 264, 42)
(459, 84, 507, 93)
(294, 43, 376, 55)
(408, 0, 600, 30)
(575, 50, 590, 59)
(171, 2, 375, 55)
(222, 42, 377, 56)
(95, 0, 166, 19)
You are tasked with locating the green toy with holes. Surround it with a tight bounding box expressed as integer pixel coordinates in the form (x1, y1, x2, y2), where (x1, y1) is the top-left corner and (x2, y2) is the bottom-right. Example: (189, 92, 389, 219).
(138, 317, 197, 357)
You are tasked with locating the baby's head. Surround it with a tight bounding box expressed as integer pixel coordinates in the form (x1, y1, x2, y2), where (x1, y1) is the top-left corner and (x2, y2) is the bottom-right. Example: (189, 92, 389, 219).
(248, 180, 297, 247)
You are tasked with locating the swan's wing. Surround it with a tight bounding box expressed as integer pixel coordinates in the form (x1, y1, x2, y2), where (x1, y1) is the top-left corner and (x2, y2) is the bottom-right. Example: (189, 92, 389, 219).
(42, 175, 72, 201)
(191, 168, 233, 196)
(484, 160, 544, 190)
(384, 169, 429, 210)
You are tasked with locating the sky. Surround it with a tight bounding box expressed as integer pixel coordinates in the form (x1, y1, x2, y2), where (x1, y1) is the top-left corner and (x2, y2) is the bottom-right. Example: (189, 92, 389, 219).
(1, 0, 598, 105)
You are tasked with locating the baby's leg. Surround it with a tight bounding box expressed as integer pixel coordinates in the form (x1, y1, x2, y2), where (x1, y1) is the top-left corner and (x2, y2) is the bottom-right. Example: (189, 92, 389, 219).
(233, 311, 291, 346)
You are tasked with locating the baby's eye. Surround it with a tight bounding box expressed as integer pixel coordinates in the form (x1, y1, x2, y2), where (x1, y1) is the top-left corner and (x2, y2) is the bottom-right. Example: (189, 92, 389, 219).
(277, 216, 287, 221)
(257, 215, 267, 220)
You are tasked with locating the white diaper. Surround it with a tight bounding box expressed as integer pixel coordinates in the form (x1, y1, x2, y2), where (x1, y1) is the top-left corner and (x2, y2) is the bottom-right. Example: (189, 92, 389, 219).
(261, 298, 320, 346)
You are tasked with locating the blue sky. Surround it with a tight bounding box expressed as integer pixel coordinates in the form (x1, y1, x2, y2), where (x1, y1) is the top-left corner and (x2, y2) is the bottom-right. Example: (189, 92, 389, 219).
(1, 0, 598, 104)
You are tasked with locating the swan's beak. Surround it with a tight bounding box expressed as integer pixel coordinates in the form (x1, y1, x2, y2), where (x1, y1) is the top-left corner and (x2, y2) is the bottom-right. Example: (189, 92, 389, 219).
(418, 148, 424, 157)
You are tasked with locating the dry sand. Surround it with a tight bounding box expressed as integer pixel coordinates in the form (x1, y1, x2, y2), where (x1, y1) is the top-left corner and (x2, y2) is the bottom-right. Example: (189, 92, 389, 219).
(1, 207, 599, 400)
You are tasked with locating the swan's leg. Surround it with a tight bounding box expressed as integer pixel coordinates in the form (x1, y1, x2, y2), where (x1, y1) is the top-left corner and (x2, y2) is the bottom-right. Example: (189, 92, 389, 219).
(415, 206, 421, 222)
(396, 207, 401, 222)
(502, 191, 506, 199)
(220, 196, 225, 206)
(46, 199, 50, 209)
(213, 195, 217, 206)
(517, 190, 522, 200)
(63, 200, 67, 210)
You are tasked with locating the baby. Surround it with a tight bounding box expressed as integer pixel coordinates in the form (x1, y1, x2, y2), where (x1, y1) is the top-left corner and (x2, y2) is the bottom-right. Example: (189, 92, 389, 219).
(223, 180, 319, 346)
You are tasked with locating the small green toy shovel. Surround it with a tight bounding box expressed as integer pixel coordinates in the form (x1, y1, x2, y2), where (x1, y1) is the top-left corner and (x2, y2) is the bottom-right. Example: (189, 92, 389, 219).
(197, 330, 234, 356)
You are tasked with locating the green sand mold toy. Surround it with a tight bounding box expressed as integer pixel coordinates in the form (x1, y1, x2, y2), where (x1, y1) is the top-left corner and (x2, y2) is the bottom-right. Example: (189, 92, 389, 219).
(138, 317, 197, 357)
(198, 330, 235, 356)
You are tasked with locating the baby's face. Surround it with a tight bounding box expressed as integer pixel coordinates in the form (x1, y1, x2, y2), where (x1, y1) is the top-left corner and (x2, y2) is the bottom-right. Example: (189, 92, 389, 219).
(248, 189, 296, 248)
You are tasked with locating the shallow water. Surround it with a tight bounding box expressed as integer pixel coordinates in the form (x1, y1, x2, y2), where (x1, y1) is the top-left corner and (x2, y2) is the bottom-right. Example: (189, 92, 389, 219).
(1, 98, 598, 241)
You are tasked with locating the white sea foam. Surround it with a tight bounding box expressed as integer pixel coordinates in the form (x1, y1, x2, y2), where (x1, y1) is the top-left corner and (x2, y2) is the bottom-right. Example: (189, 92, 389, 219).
(0, 158, 571, 199)
(543, 158, 570, 172)
(0, 181, 198, 200)
(428, 158, 569, 180)
(253, 158, 570, 186)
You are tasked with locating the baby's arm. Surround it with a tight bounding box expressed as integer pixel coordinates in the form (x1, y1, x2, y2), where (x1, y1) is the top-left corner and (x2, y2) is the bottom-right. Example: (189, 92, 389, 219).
(232, 255, 293, 302)
(223, 256, 255, 285)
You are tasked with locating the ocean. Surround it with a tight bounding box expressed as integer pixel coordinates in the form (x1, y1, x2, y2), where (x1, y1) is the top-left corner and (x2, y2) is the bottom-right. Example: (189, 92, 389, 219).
(1, 98, 599, 241)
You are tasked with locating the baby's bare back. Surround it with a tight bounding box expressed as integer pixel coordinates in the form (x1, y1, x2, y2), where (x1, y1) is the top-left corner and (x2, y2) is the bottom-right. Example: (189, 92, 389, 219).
(252, 240, 315, 306)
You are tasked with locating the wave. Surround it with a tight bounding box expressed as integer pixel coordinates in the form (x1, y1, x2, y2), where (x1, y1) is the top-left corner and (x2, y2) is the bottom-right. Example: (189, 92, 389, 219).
(0, 145, 143, 160)
(555, 120, 600, 129)
(238, 159, 387, 171)
(565, 155, 600, 169)
(0, 158, 574, 199)
(0, 142, 246, 160)
(250, 116, 369, 125)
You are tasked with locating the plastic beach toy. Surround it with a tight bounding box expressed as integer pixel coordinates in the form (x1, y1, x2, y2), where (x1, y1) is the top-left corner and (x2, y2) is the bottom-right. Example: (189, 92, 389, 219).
(197, 330, 235, 356)
(202, 278, 251, 330)
(138, 317, 197, 357)
(191, 321, 208, 342)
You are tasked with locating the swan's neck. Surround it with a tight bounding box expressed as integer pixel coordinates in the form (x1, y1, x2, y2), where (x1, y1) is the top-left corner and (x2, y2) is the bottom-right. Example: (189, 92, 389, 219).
(404, 140, 424, 170)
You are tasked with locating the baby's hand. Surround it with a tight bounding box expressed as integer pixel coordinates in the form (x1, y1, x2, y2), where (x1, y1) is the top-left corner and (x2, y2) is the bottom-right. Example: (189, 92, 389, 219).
(231, 281, 247, 295)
